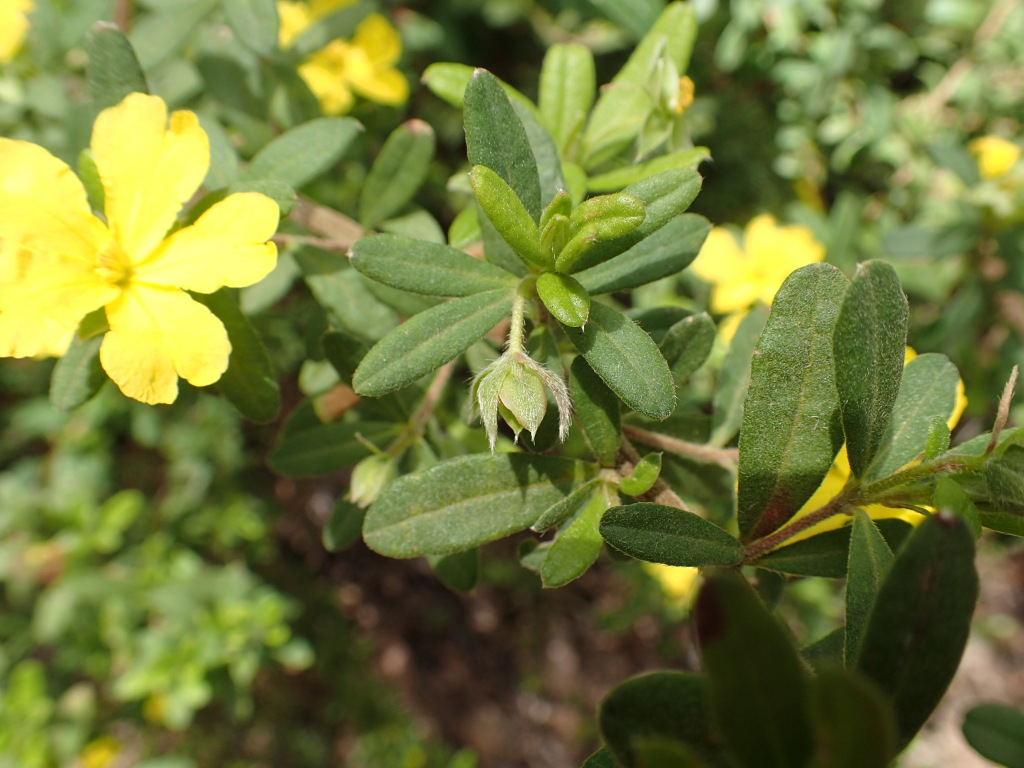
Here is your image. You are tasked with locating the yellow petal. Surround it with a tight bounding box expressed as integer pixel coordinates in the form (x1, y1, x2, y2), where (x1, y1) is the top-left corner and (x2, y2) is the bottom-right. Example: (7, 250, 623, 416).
(353, 13, 401, 67)
(0, 139, 109, 263)
(969, 136, 1021, 179)
(690, 226, 745, 285)
(135, 193, 279, 293)
(745, 214, 824, 288)
(100, 285, 230, 404)
(276, 1, 311, 47)
(91, 93, 209, 262)
(348, 63, 408, 106)
(0, 246, 117, 357)
(0, 0, 32, 62)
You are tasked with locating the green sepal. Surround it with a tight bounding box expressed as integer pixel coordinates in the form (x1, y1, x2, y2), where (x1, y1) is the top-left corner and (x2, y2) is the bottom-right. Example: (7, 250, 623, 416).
(470, 165, 548, 269)
(363, 454, 585, 557)
(618, 452, 662, 496)
(537, 272, 590, 327)
(601, 503, 743, 567)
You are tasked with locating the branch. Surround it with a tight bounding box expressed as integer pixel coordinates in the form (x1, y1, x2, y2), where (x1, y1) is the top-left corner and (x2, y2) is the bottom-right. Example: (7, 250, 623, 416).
(622, 424, 738, 468)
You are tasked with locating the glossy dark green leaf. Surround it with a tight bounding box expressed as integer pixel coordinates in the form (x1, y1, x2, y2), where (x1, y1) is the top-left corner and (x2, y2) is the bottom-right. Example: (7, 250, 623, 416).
(710, 307, 768, 446)
(323, 499, 366, 552)
(464, 69, 541, 220)
(243, 117, 361, 188)
(223, 0, 279, 56)
(833, 261, 908, 478)
(985, 443, 1024, 516)
(660, 312, 715, 384)
(600, 672, 729, 768)
(752, 519, 912, 578)
(933, 476, 982, 539)
(50, 334, 105, 411)
(810, 668, 898, 768)
(351, 234, 517, 296)
(428, 549, 479, 593)
(363, 454, 584, 557)
(575, 214, 710, 294)
(844, 510, 894, 667)
(268, 421, 397, 477)
(569, 356, 621, 466)
(538, 43, 595, 156)
(563, 301, 675, 420)
(537, 272, 590, 327)
(470, 165, 547, 268)
(85, 22, 149, 113)
(193, 288, 280, 423)
(866, 353, 960, 481)
(618, 453, 662, 496)
(353, 288, 515, 396)
(357, 119, 436, 229)
(697, 569, 814, 768)
(855, 511, 978, 748)
(963, 703, 1024, 768)
(601, 503, 743, 567)
(540, 489, 608, 587)
(738, 264, 848, 541)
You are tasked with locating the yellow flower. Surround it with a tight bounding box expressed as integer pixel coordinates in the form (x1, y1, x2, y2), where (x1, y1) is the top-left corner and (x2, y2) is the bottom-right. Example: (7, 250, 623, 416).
(0, 93, 279, 405)
(644, 562, 700, 607)
(691, 214, 825, 314)
(777, 348, 968, 547)
(0, 0, 33, 62)
(969, 136, 1021, 179)
(79, 736, 121, 768)
(278, 5, 407, 115)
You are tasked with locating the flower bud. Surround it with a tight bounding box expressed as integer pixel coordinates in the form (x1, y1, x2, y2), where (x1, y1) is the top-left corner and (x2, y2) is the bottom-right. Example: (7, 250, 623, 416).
(349, 454, 397, 508)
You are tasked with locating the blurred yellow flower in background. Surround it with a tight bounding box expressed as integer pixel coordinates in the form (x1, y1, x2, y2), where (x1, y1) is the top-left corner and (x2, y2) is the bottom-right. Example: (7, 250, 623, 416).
(969, 135, 1021, 179)
(0, 93, 279, 405)
(277, 2, 408, 115)
(691, 214, 825, 315)
(643, 562, 700, 608)
(79, 736, 122, 768)
(0, 0, 33, 62)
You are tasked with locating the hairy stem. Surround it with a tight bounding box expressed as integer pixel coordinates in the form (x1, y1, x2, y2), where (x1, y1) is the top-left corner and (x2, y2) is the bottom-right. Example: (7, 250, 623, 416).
(622, 424, 739, 468)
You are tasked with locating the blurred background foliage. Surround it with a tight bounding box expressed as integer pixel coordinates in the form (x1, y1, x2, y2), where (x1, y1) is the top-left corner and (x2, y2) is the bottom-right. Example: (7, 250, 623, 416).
(1, 0, 1022, 766)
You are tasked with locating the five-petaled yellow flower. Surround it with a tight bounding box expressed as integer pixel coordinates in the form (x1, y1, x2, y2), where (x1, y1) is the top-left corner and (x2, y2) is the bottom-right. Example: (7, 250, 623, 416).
(0, 0, 33, 62)
(969, 135, 1021, 179)
(691, 214, 825, 315)
(0, 92, 280, 405)
(277, 1, 408, 115)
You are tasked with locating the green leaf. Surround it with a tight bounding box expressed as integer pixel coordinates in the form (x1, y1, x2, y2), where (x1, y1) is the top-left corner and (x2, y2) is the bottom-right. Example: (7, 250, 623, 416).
(85, 22, 149, 114)
(833, 261, 908, 478)
(469, 165, 547, 268)
(854, 511, 978, 748)
(510, 97, 567, 210)
(223, 0, 279, 57)
(582, 749, 618, 768)
(600, 672, 729, 768)
(268, 421, 397, 477)
(575, 214, 709, 294)
(537, 272, 590, 327)
(464, 69, 541, 220)
(531, 478, 602, 532)
(866, 353, 961, 481)
(752, 519, 912, 578)
(600, 503, 743, 567)
(540, 489, 608, 587)
(351, 234, 517, 296)
(933, 476, 982, 539)
(587, 148, 710, 193)
(810, 668, 898, 768)
(129, 0, 220, 70)
(844, 510, 894, 667)
(538, 43, 595, 158)
(290, 1, 371, 57)
(300, 256, 398, 344)
(192, 288, 281, 423)
(696, 569, 814, 768)
(353, 288, 515, 397)
(243, 117, 361, 188)
(428, 549, 479, 593)
(562, 301, 676, 420)
(619, 168, 703, 239)
(710, 307, 768, 447)
(660, 312, 715, 384)
(556, 193, 646, 273)
(619, 453, 662, 496)
(323, 499, 366, 552)
(738, 264, 848, 541)
(359, 119, 436, 229)
(963, 703, 1024, 768)
(363, 454, 584, 557)
(50, 334, 105, 411)
(569, 355, 621, 466)
(985, 443, 1024, 516)
(801, 628, 845, 671)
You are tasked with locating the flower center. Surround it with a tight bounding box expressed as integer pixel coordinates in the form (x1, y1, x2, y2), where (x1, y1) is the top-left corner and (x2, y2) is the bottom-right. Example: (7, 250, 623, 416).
(94, 239, 132, 286)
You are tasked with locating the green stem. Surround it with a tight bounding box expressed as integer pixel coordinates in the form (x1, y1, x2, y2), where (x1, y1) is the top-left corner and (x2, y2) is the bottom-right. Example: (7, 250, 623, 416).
(508, 287, 528, 355)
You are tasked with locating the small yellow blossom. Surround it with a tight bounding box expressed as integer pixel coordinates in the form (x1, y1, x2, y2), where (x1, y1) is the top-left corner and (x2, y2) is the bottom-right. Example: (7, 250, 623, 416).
(969, 136, 1021, 179)
(0, 0, 33, 62)
(79, 736, 122, 768)
(643, 562, 700, 607)
(0, 93, 279, 404)
(691, 214, 825, 315)
(278, 3, 408, 115)
(776, 348, 968, 547)
(673, 75, 695, 115)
